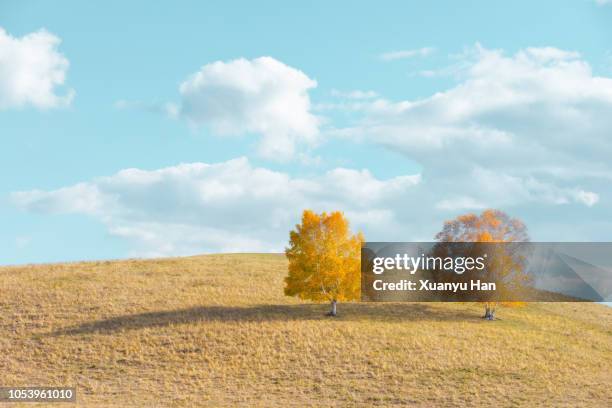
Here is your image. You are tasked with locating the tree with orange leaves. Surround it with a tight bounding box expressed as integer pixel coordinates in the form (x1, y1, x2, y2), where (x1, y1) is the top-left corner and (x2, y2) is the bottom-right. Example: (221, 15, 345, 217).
(434, 209, 530, 320)
(285, 210, 363, 317)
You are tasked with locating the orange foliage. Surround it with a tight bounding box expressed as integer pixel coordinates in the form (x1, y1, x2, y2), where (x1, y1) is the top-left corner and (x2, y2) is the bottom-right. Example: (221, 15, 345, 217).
(436, 209, 529, 243)
(435, 209, 530, 310)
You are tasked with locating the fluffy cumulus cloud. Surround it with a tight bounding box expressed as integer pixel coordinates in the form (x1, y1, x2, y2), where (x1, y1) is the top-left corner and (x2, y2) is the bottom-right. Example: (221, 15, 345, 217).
(0, 28, 74, 109)
(12, 158, 420, 257)
(331, 45, 612, 227)
(173, 57, 320, 160)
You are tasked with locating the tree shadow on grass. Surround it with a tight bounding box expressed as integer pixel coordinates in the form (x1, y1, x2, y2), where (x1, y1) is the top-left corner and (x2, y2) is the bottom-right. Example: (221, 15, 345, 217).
(48, 303, 479, 337)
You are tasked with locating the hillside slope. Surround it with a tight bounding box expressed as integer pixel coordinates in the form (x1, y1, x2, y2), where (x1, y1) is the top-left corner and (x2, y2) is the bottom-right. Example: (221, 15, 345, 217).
(1, 254, 610, 407)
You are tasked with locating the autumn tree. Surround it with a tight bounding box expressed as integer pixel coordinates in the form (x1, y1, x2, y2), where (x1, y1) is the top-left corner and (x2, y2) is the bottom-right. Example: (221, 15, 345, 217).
(434, 209, 530, 320)
(284, 210, 363, 316)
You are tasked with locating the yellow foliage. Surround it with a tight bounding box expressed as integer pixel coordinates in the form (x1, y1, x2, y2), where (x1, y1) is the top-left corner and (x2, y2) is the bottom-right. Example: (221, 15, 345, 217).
(284, 210, 364, 302)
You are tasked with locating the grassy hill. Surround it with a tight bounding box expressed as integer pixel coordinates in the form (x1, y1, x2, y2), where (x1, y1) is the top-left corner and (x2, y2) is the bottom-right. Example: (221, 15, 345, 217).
(1, 254, 610, 407)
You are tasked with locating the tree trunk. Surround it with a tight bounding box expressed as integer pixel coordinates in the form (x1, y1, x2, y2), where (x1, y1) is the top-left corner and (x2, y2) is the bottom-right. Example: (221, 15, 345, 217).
(484, 303, 495, 320)
(327, 299, 337, 317)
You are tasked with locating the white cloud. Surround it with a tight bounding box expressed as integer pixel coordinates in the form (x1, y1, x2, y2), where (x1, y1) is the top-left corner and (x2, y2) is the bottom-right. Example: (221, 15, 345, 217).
(12, 158, 420, 257)
(15, 236, 31, 250)
(380, 47, 435, 61)
(0, 27, 74, 109)
(595, 0, 611, 5)
(435, 196, 487, 211)
(108, 222, 273, 258)
(330, 89, 378, 99)
(330, 45, 612, 238)
(574, 190, 599, 207)
(174, 57, 320, 160)
(417, 70, 437, 78)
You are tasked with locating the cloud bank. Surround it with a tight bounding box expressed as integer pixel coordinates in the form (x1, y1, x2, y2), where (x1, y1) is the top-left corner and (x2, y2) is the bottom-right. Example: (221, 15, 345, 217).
(12, 45, 612, 256)
(12, 158, 419, 257)
(334, 45, 610, 213)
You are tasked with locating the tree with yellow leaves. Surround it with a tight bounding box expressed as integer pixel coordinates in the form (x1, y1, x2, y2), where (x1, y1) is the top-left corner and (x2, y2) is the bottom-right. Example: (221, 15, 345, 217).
(434, 209, 530, 320)
(285, 210, 364, 317)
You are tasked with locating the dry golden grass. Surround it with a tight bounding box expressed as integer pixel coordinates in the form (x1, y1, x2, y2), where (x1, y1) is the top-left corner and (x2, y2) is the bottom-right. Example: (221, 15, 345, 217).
(1, 253, 610, 407)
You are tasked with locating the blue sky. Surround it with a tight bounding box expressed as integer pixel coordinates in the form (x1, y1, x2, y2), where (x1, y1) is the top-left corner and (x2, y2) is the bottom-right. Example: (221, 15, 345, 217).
(1, 0, 612, 264)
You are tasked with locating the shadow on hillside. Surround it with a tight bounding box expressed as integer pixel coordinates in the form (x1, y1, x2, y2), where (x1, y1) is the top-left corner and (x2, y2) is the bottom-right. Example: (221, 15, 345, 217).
(48, 303, 478, 336)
